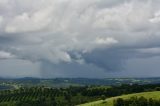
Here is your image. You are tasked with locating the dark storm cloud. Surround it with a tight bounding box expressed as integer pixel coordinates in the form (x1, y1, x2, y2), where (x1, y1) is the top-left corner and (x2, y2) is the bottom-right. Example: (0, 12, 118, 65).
(40, 60, 108, 78)
(83, 48, 130, 71)
(0, 0, 160, 77)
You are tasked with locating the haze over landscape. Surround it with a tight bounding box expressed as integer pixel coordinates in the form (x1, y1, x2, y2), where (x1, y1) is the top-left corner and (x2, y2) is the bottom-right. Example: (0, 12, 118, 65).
(0, 0, 160, 78)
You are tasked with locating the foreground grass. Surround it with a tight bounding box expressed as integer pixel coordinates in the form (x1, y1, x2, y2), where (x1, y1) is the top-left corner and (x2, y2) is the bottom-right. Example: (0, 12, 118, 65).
(78, 91, 160, 106)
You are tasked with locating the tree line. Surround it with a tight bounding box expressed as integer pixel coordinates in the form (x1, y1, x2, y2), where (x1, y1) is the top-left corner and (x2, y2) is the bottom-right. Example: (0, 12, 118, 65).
(114, 96, 160, 106)
(0, 84, 159, 106)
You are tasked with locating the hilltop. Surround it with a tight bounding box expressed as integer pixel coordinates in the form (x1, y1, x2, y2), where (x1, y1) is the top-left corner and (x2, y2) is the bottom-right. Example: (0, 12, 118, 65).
(79, 91, 160, 106)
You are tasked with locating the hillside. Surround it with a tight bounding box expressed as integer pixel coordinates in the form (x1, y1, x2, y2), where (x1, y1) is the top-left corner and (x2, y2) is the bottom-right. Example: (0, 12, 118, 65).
(79, 91, 160, 106)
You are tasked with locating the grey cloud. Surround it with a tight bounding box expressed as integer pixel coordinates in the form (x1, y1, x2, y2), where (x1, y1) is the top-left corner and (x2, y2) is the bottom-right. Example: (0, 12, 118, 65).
(40, 60, 108, 78)
(0, 0, 160, 77)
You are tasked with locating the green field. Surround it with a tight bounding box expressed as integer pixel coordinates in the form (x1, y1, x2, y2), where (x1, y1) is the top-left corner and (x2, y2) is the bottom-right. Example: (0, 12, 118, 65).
(78, 91, 160, 106)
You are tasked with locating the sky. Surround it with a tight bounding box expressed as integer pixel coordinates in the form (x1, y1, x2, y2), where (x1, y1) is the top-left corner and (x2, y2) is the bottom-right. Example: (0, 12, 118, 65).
(0, 0, 160, 78)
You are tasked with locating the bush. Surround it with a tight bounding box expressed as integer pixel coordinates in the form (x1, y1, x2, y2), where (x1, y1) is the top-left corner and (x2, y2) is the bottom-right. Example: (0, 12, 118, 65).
(114, 96, 160, 106)
(155, 87, 160, 91)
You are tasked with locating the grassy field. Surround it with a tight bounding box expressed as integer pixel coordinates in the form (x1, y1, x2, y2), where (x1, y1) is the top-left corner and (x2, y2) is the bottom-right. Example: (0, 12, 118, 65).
(78, 91, 160, 106)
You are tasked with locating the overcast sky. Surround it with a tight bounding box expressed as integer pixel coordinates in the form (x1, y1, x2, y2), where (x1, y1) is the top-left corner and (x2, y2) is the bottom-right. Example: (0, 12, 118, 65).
(0, 0, 160, 78)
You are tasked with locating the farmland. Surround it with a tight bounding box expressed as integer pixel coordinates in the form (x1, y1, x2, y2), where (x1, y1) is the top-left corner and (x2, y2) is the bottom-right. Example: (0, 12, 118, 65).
(0, 78, 160, 106)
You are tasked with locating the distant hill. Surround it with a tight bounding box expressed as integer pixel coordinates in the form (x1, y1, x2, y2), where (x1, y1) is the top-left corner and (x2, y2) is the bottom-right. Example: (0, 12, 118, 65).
(1, 77, 160, 88)
(79, 91, 160, 106)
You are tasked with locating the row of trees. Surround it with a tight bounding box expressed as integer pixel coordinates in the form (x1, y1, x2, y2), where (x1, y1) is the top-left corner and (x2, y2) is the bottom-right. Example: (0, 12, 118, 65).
(0, 86, 97, 106)
(82, 84, 160, 97)
(0, 84, 160, 105)
(114, 97, 160, 106)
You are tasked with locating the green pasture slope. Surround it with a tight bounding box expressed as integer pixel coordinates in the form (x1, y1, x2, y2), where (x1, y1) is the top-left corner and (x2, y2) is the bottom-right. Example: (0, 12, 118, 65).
(78, 91, 160, 106)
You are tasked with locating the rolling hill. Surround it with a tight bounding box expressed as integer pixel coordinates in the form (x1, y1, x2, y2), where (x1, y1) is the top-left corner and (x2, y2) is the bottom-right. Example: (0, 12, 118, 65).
(78, 91, 160, 106)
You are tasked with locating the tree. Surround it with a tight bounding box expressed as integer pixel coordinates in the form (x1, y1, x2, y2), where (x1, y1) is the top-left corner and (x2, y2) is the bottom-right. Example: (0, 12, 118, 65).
(101, 95, 106, 100)
(114, 98, 124, 106)
(155, 87, 160, 91)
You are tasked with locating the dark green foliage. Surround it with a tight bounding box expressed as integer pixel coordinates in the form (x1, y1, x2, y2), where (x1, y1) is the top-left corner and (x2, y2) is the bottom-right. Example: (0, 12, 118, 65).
(0, 83, 160, 106)
(114, 96, 160, 106)
(114, 98, 124, 106)
(0, 86, 98, 106)
(155, 87, 160, 91)
(101, 95, 106, 101)
(82, 84, 160, 97)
